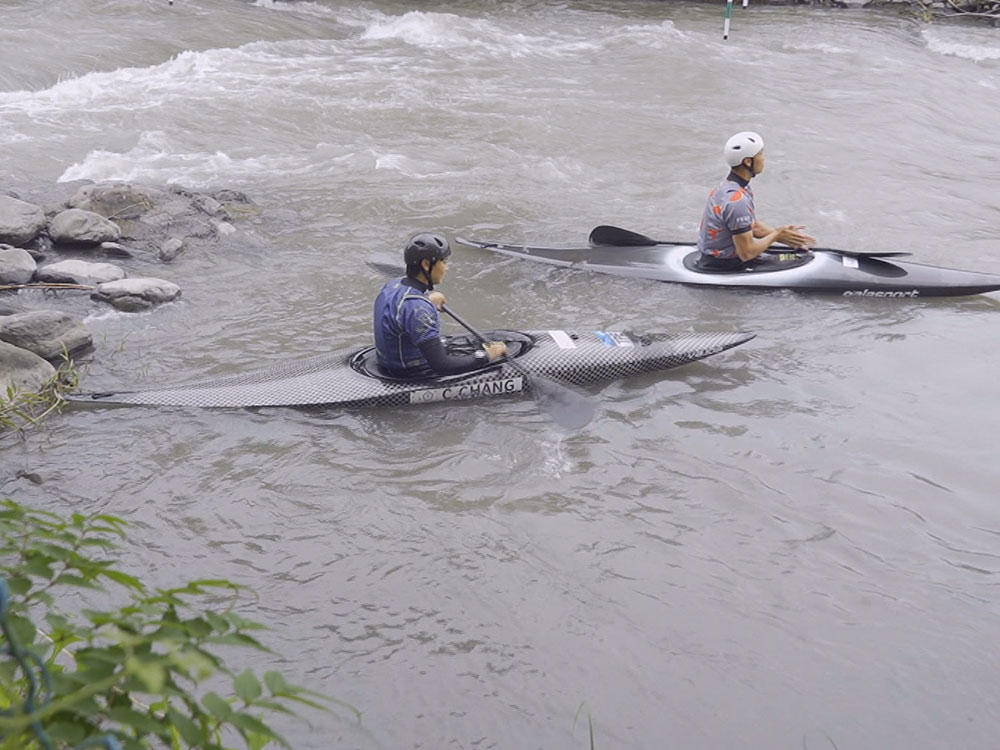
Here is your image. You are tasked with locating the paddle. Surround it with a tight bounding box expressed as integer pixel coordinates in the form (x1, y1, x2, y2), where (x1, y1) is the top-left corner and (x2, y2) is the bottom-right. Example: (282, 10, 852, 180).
(366, 261, 596, 429)
(588, 225, 912, 258)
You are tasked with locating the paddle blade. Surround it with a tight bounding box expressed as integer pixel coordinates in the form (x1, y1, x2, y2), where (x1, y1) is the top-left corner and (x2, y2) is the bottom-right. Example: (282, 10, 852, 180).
(588, 225, 660, 247)
(366, 260, 402, 277)
(528, 375, 596, 430)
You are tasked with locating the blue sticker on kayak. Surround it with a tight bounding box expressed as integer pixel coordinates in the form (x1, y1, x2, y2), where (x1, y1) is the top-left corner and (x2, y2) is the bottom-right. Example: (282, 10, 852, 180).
(594, 331, 634, 347)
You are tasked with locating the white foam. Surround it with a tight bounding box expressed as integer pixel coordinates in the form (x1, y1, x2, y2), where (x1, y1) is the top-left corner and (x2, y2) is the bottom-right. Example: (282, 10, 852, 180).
(57, 130, 297, 187)
(353, 9, 492, 49)
(0, 41, 327, 116)
(783, 42, 851, 55)
(345, 8, 683, 58)
(922, 28, 1000, 62)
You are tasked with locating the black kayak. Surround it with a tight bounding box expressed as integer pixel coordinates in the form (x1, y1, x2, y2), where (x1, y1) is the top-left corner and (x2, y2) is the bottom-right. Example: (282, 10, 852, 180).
(456, 225, 1000, 298)
(67, 328, 755, 410)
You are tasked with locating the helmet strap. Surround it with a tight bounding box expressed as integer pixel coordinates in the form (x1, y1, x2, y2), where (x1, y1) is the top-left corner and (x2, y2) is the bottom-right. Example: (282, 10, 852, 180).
(423, 259, 436, 291)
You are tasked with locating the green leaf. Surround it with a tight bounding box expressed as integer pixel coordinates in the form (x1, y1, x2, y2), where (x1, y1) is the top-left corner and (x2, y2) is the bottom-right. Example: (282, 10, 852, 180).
(202, 692, 233, 721)
(41, 719, 89, 745)
(168, 646, 219, 682)
(51, 572, 101, 589)
(179, 617, 213, 639)
(44, 612, 71, 631)
(108, 705, 168, 735)
(74, 662, 119, 683)
(234, 670, 262, 703)
(263, 671, 289, 694)
(33, 541, 77, 559)
(3, 612, 37, 647)
(166, 705, 205, 746)
(229, 711, 286, 745)
(1, 575, 30, 596)
(125, 656, 166, 693)
(206, 633, 269, 651)
(76, 646, 126, 666)
(23, 555, 54, 578)
(229, 711, 277, 735)
(204, 611, 228, 633)
(99, 569, 144, 591)
(247, 699, 296, 717)
(56, 694, 102, 720)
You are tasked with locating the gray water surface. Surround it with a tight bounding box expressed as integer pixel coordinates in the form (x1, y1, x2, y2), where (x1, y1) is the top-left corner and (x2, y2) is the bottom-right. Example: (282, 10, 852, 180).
(2, 1, 999, 747)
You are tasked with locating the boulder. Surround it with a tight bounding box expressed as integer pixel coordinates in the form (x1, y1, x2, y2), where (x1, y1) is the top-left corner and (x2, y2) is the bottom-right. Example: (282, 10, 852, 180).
(0, 310, 92, 360)
(158, 237, 184, 262)
(99, 242, 134, 258)
(49, 208, 122, 245)
(0, 195, 46, 246)
(0, 246, 37, 285)
(91, 277, 181, 311)
(56, 182, 261, 257)
(0, 301, 28, 316)
(68, 183, 168, 219)
(0, 340, 56, 397)
(36, 259, 125, 286)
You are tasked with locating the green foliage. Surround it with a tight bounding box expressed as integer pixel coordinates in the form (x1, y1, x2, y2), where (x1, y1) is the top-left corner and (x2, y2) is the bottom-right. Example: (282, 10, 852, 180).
(0, 355, 79, 436)
(0, 499, 350, 749)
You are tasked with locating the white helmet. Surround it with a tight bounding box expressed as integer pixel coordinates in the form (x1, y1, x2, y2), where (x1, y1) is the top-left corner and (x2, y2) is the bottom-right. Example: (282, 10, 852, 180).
(724, 131, 764, 167)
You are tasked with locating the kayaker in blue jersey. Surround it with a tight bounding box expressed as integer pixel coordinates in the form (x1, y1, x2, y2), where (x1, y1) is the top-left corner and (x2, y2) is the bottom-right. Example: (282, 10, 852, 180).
(697, 131, 816, 270)
(373, 232, 507, 378)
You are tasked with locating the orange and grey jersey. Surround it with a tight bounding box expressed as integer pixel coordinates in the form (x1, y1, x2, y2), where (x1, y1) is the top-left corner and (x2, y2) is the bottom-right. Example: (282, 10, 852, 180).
(697, 172, 755, 260)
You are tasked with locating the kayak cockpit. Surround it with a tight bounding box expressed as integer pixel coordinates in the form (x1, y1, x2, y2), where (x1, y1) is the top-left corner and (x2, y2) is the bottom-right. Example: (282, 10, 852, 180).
(350, 330, 536, 383)
(681, 250, 814, 275)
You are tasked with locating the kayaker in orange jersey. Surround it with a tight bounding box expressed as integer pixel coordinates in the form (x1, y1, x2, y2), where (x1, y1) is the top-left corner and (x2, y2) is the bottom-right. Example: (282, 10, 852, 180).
(373, 232, 507, 377)
(697, 131, 816, 271)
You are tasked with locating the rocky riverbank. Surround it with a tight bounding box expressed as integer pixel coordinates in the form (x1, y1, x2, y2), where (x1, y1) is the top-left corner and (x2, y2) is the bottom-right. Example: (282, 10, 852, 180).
(0, 182, 258, 397)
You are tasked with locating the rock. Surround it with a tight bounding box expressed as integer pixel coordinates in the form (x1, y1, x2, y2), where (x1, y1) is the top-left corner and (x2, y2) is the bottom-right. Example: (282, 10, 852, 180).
(0, 246, 37, 285)
(91, 277, 181, 311)
(193, 194, 224, 216)
(0, 301, 28, 316)
(0, 340, 57, 397)
(0, 195, 47, 246)
(158, 237, 184, 262)
(68, 183, 167, 220)
(49, 208, 122, 246)
(36, 259, 125, 286)
(98, 242, 134, 258)
(0, 310, 92, 361)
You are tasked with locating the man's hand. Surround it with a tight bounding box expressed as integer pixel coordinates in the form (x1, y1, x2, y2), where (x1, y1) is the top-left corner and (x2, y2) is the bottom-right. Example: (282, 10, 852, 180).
(485, 342, 507, 361)
(427, 291, 446, 309)
(775, 225, 816, 250)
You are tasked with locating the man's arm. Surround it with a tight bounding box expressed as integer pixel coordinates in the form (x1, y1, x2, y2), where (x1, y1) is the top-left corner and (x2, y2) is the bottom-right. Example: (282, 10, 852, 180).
(737, 223, 816, 260)
(417, 337, 507, 376)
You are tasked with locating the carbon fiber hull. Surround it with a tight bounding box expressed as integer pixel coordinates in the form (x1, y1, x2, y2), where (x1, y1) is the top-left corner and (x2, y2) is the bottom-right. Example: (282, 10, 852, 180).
(68, 329, 755, 409)
(457, 238, 1000, 297)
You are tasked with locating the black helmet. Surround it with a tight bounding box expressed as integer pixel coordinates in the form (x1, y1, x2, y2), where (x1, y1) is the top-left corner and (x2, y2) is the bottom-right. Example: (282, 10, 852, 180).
(404, 232, 451, 267)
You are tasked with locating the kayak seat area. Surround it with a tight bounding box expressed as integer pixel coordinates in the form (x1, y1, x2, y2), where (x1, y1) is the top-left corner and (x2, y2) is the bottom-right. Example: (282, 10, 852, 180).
(852, 255, 908, 277)
(351, 330, 535, 383)
(682, 250, 814, 275)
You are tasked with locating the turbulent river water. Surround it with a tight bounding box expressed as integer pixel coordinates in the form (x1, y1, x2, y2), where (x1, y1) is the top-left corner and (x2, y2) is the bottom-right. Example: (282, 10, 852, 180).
(2, 1, 1000, 747)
